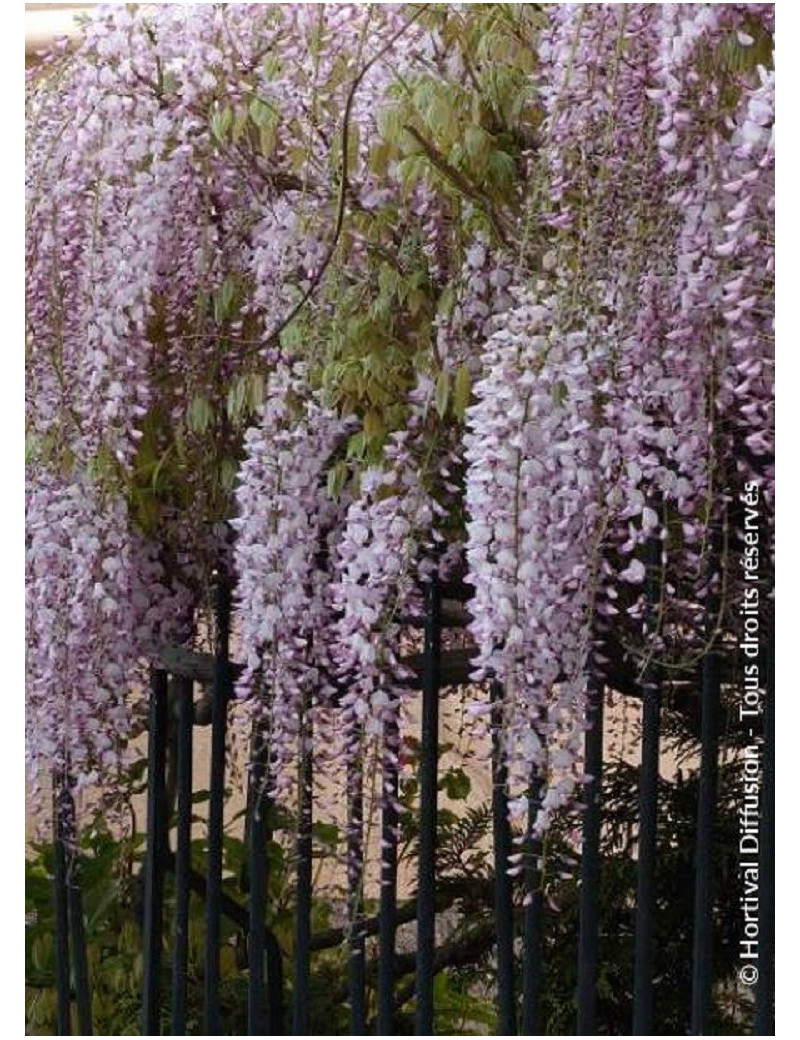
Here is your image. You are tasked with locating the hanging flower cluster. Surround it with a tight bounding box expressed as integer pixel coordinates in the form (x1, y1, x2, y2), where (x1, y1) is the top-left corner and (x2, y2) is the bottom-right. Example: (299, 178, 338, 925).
(462, 1, 774, 824)
(25, 470, 192, 794)
(25, 2, 422, 798)
(465, 297, 615, 826)
(26, 4, 773, 834)
(233, 365, 348, 798)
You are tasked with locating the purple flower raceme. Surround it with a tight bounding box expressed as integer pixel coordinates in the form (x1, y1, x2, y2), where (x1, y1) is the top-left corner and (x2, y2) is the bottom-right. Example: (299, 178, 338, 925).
(25, 4, 773, 844)
(233, 364, 348, 799)
(25, 469, 192, 797)
(465, 296, 613, 831)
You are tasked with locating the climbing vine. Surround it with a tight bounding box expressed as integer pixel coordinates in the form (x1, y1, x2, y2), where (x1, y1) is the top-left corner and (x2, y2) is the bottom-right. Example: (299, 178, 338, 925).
(26, 4, 774, 841)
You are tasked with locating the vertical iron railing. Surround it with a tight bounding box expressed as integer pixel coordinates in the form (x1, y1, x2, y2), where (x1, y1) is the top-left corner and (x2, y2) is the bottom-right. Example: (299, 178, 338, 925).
(247, 717, 286, 1035)
(142, 668, 169, 1036)
(247, 721, 269, 1036)
(491, 682, 516, 1035)
(171, 677, 194, 1036)
(632, 537, 663, 1036)
(66, 858, 93, 1036)
(415, 573, 442, 1036)
(293, 697, 313, 1035)
(577, 677, 604, 1035)
(347, 756, 367, 1036)
(47, 557, 774, 1039)
(52, 773, 72, 1036)
(521, 765, 544, 1035)
(60, 782, 93, 1037)
(204, 580, 232, 1035)
(377, 716, 400, 1035)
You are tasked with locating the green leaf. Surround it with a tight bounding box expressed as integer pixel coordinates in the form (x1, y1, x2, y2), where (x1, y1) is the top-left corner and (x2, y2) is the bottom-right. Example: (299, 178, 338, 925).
(211, 104, 233, 144)
(30, 933, 53, 974)
(377, 263, 399, 300)
(369, 140, 392, 177)
(363, 409, 384, 442)
(259, 123, 277, 159)
(214, 276, 237, 323)
(262, 54, 282, 81)
(187, 394, 213, 435)
(435, 370, 450, 418)
(232, 105, 249, 143)
(464, 124, 487, 162)
(453, 363, 471, 420)
(426, 94, 455, 139)
(219, 456, 239, 492)
(487, 149, 517, 192)
(377, 104, 403, 142)
(222, 834, 246, 871)
(437, 284, 455, 319)
(246, 371, 265, 412)
(327, 460, 347, 500)
(249, 95, 276, 128)
(25, 431, 40, 464)
(437, 808, 458, 828)
(266, 839, 285, 875)
(346, 431, 366, 459)
(86, 879, 121, 931)
(440, 768, 471, 801)
(312, 821, 340, 848)
(150, 445, 173, 492)
(226, 376, 248, 422)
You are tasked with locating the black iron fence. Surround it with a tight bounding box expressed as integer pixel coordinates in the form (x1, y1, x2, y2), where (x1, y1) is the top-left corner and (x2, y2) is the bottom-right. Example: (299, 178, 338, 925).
(46, 573, 775, 1036)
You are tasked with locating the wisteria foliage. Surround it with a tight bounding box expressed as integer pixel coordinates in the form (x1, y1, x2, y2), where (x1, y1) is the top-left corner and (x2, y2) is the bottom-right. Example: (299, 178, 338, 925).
(26, 4, 774, 830)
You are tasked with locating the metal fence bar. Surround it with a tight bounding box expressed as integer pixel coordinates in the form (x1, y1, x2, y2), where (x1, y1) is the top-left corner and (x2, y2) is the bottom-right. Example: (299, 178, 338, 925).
(376, 761, 397, 1035)
(491, 682, 516, 1035)
(247, 722, 269, 1036)
(266, 931, 285, 1034)
(292, 702, 313, 1035)
(577, 678, 604, 1035)
(61, 784, 92, 1036)
(690, 633, 721, 1034)
(521, 769, 544, 1035)
(66, 863, 92, 1036)
(632, 682, 662, 1035)
(171, 677, 194, 1036)
(52, 775, 71, 1036)
(41, 552, 758, 1038)
(204, 581, 232, 1036)
(415, 573, 442, 1036)
(142, 668, 169, 1036)
(632, 539, 663, 1036)
(348, 758, 367, 1035)
(377, 720, 399, 1036)
(754, 638, 774, 1035)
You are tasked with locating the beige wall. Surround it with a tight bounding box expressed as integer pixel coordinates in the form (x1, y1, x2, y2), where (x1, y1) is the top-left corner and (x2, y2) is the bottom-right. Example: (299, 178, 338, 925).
(25, 4, 95, 58)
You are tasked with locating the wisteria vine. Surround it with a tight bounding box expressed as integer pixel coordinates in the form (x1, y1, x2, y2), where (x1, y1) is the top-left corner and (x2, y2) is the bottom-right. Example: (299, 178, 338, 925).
(26, 4, 774, 845)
